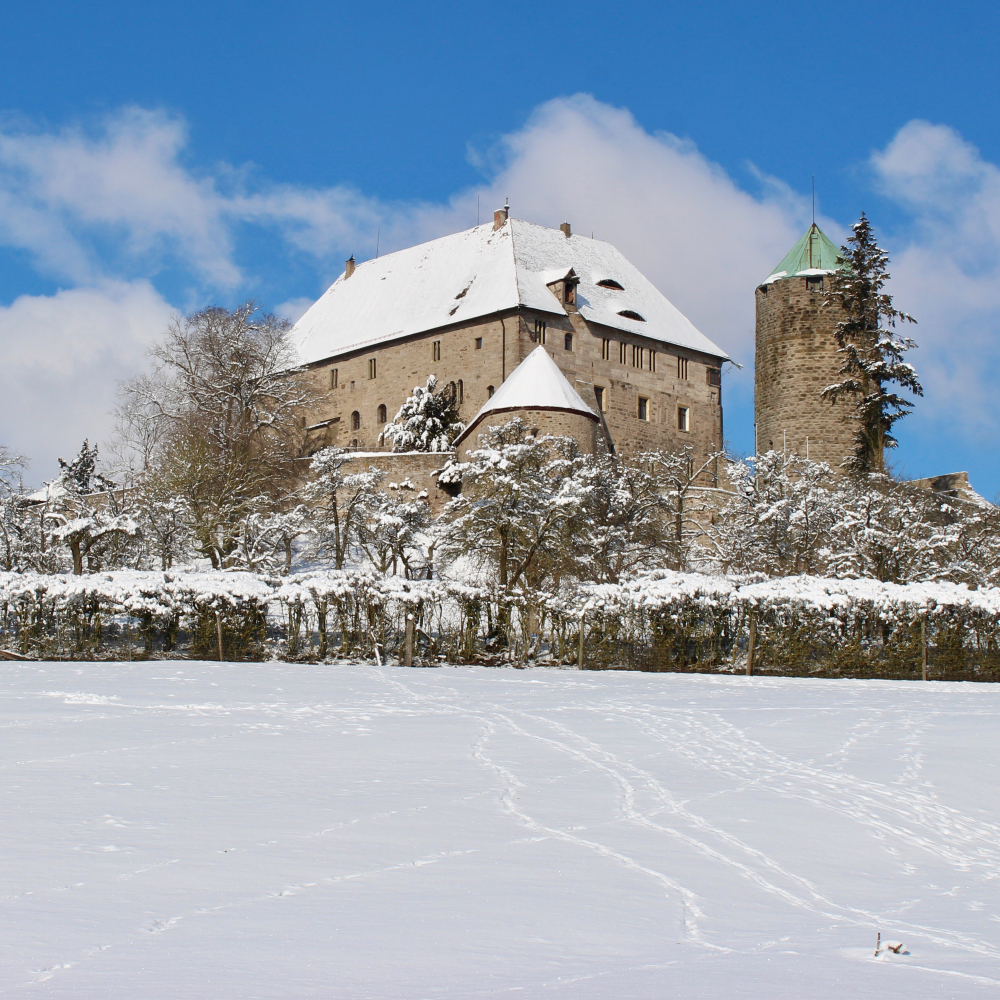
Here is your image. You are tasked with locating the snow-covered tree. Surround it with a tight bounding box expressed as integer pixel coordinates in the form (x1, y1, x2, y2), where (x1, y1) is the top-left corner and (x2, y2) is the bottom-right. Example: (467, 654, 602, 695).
(57, 440, 116, 495)
(49, 508, 141, 575)
(382, 375, 464, 452)
(823, 214, 923, 474)
(825, 474, 958, 583)
(113, 303, 316, 567)
(305, 448, 383, 569)
(437, 419, 590, 591)
(572, 453, 667, 583)
(356, 479, 431, 577)
(645, 447, 726, 572)
(711, 451, 838, 576)
(236, 505, 314, 574)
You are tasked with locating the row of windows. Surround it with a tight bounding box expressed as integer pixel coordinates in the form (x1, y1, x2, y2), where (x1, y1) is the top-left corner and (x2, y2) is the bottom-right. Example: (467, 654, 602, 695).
(328, 336, 720, 391)
(593, 384, 690, 430)
(346, 395, 689, 433)
(347, 380, 483, 433)
(635, 397, 690, 430)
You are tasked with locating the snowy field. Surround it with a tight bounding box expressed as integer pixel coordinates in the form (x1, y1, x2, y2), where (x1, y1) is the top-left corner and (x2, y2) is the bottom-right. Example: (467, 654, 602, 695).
(2, 664, 999, 999)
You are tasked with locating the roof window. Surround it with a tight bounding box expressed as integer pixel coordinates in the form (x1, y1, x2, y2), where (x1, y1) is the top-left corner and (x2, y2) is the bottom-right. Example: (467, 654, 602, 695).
(618, 309, 645, 322)
(597, 278, 624, 290)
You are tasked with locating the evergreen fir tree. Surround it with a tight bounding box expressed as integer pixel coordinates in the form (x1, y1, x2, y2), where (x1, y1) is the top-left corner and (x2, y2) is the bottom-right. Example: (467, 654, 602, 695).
(382, 376, 464, 452)
(57, 440, 116, 494)
(822, 213, 923, 474)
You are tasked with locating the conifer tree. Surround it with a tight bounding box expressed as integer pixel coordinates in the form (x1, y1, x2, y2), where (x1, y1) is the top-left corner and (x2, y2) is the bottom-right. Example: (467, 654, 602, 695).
(822, 213, 923, 474)
(382, 376, 464, 452)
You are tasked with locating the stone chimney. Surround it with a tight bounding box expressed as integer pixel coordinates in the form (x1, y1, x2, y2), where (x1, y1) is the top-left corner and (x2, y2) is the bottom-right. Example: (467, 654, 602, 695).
(493, 206, 508, 231)
(344, 255, 356, 278)
(560, 222, 571, 238)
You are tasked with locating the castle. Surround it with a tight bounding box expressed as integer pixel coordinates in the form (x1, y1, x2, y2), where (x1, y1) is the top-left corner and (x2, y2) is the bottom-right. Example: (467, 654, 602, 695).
(291, 209, 979, 501)
(291, 208, 727, 464)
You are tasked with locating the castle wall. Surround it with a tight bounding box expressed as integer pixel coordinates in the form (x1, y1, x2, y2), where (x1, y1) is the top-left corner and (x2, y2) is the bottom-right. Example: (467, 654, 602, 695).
(331, 451, 457, 515)
(754, 276, 857, 469)
(456, 409, 598, 460)
(299, 302, 725, 464)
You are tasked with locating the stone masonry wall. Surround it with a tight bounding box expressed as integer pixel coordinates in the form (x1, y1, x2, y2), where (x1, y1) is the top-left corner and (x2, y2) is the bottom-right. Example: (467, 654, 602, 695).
(457, 409, 599, 460)
(755, 276, 857, 469)
(299, 296, 725, 465)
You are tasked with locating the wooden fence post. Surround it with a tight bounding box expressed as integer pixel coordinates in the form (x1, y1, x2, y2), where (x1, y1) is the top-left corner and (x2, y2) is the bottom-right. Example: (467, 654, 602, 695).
(405, 613, 414, 667)
(746, 611, 756, 677)
(215, 610, 224, 662)
(577, 611, 586, 670)
(921, 616, 928, 682)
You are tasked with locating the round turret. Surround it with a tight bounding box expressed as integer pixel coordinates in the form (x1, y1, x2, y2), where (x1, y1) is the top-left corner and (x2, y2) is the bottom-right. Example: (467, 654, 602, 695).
(754, 224, 856, 468)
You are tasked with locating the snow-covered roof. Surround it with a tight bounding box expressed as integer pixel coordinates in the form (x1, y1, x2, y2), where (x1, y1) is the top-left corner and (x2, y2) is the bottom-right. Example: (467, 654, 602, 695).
(290, 219, 728, 364)
(453, 346, 598, 447)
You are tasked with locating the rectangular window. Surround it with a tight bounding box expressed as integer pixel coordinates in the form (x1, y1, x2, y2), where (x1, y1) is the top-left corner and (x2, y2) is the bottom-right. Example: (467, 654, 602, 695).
(594, 386, 606, 412)
(707, 368, 722, 387)
(677, 357, 689, 380)
(534, 319, 546, 344)
(677, 406, 690, 432)
(637, 396, 649, 421)
(368, 358, 377, 380)
(632, 344, 642, 368)
(619, 341, 627, 364)
(564, 332, 573, 351)
(475, 337, 483, 350)
(650, 351, 656, 373)
(432, 340, 441, 361)
(601, 338, 610, 360)
(330, 368, 338, 389)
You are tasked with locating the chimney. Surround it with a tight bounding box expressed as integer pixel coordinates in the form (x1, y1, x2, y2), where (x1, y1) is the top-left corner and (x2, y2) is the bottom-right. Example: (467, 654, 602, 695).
(560, 221, 571, 238)
(493, 207, 509, 231)
(344, 255, 356, 279)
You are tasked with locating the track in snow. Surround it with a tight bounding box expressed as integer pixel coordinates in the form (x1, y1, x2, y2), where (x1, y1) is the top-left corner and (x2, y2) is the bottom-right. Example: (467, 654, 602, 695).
(1, 662, 998, 998)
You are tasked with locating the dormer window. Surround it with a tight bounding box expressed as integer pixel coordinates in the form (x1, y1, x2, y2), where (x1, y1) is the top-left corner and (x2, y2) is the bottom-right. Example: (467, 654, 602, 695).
(597, 278, 624, 290)
(618, 309, 645, 322)
(565, 282, 576, 305)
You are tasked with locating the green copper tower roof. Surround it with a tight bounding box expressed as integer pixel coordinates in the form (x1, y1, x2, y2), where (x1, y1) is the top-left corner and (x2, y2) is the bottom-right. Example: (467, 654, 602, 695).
(764, 223, 845, 283)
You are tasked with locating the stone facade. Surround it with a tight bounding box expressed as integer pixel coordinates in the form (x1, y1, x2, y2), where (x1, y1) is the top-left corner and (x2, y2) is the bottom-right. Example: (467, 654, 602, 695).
(754, 275, 857, 469)
(300, 300, 724, 463)
(335, 451, 457, 515)
(456, 408, 599, 460)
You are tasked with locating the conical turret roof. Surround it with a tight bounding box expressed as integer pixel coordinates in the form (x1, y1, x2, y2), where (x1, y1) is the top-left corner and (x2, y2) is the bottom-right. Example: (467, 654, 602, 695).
(763, 223, 844, 283)
(453, 346, 597, 447)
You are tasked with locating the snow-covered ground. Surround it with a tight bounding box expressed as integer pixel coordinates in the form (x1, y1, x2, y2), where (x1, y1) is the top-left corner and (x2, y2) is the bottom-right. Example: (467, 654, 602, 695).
(2, 664, 998, 998)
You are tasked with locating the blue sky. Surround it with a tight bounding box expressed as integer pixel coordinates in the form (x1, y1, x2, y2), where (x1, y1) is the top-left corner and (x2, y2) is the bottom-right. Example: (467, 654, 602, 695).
(2, 1, 1000, 493)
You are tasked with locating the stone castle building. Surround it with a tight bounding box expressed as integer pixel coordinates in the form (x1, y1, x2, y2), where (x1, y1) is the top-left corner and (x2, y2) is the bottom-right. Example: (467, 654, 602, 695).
(755, 222, 983, 501)
(291, 208, 728, 463)
(754, 222, 855, 468)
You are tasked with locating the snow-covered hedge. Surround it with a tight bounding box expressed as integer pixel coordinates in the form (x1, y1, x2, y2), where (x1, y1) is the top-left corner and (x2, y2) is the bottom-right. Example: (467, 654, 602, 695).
(2, 568, 999, 679)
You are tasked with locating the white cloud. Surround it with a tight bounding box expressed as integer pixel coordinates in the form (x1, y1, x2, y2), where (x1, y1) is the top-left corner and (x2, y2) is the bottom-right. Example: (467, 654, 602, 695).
(0, 280, 174, 484)
(10, 98, 1000, 484)
(0, 109, 241, 286)
(419, 96, 807, 362)
(871, 121, 1000, 438)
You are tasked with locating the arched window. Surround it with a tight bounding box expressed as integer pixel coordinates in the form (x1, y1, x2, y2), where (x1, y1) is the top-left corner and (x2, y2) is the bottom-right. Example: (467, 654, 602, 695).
(487, 385, 495, 398)
(351, 438, 359, 449)
(457, 379, 464, 403)
(564, 332, 573, 351)
(351, 410, 360, 431)
(377, 404, 387, 424)
(448, 381, 457, 401)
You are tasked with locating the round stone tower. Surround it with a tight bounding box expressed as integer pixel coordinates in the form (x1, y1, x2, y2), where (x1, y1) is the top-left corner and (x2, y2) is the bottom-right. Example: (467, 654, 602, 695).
(754, 223, 856, 468)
